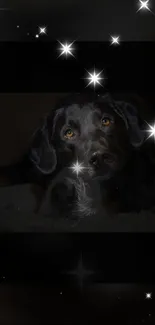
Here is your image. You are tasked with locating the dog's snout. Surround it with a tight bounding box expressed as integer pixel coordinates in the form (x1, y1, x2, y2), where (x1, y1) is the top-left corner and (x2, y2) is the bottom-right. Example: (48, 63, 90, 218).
(89, 152, 101, 168)
(89, 151, 115, 168)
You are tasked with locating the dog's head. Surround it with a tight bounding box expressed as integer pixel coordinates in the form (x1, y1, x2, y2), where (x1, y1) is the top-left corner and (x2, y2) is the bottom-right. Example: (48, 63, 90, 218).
(29, 93, 145, 181)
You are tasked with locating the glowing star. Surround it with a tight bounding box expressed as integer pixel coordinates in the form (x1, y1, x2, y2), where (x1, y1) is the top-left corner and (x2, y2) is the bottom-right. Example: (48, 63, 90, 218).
(84, 69, 104, 88)
(145, 121, 155, 140)
(146, 292, 152, 299)
(35, 34, 39, 38)
(69, 161, 86, 177)
(39, 26, 47, 35)
(110, 35, 120, 45)
(137, 0, 152, 12)
(57, 40, 75, 58)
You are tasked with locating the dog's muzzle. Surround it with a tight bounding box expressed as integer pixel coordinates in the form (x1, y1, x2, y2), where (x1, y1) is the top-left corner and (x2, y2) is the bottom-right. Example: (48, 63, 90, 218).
(89, 151, 115, 169)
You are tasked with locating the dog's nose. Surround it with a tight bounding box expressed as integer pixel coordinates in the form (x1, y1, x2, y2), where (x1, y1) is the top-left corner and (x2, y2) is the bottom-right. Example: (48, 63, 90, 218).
(89, 152, 100, 168)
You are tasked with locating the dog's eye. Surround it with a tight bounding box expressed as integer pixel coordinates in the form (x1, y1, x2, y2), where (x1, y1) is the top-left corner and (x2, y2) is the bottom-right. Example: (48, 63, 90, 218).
(101, 117, 111, 127)
(64, 128, 74, 138)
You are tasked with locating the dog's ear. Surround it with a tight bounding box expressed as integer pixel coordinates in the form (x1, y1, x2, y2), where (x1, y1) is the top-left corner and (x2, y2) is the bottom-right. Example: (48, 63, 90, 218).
(29, 116, 57, 175)
(114, 100, 145, 148)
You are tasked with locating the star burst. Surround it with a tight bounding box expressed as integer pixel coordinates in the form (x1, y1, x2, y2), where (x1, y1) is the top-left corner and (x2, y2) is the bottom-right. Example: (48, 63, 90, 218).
(145, 121, 155, 140)
(69, 160, 87, 177)
(39, 26, 47, 35)
(57, 40, 75, 58)
(62, 253, 94, 290)
(110, 35, 120, 45)
(146, 292, 152, 299)
(137, 0, 153, 13)
(84, 69, 104, 88)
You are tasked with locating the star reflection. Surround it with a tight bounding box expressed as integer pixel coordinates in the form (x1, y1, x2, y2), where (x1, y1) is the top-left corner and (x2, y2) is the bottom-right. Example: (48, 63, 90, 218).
(62, 253, 94, 290)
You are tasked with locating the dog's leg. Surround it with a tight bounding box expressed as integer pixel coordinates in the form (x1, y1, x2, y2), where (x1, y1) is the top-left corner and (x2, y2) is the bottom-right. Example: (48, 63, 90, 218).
(50, 178, 76, 217)
(30, 184, 47, 213)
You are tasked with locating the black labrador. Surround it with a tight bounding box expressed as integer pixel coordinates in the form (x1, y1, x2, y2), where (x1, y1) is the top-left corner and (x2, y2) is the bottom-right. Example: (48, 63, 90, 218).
(1, 93, 155, 217)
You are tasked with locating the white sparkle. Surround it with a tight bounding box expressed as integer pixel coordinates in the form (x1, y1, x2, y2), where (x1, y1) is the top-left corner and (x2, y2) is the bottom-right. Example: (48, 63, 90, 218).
(110, 35, 120, 45)
(57, 40, 75, 58)
(39, 26, 47, 35)
(146, 292, 152, 299)
(69, 161, 86, 177)
(145, 121, 155, 140)
(17, 25, 19, 28)
(137, 0, 153, 13)
(35, 34, 39, 38)
(84, 69, 104, 88)
(60, 292, 62, 295)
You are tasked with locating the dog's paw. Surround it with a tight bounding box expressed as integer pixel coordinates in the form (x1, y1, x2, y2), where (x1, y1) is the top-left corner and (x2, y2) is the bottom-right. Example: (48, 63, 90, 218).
(50, 181, 76, 216)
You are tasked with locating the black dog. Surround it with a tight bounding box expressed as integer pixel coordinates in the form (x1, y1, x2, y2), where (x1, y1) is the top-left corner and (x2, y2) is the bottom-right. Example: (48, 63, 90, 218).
(1, 93, 155, 217)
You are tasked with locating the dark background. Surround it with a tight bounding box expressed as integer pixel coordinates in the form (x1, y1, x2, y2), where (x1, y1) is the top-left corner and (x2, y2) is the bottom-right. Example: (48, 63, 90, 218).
(0, 233, 155, 324)
(0, 42, 155, 92)
(0, 1, 155, 323)
(1, 0, 155, 41)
